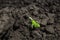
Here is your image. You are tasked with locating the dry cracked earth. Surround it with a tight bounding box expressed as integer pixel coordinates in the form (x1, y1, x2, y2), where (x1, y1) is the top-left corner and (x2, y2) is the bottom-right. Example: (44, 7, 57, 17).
(0, 0, 60, 40)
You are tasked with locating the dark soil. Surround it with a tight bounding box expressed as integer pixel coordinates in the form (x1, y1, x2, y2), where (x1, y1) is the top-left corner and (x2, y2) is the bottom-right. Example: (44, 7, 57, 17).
(0, 0, 60, 40)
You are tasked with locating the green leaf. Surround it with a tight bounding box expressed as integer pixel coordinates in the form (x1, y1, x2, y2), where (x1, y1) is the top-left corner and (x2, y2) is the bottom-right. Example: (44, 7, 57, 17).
(29, 17, 40, 28)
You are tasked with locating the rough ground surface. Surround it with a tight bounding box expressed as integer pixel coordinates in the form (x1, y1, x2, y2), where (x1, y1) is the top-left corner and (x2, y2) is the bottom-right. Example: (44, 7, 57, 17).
(0, 0, 60, 40)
